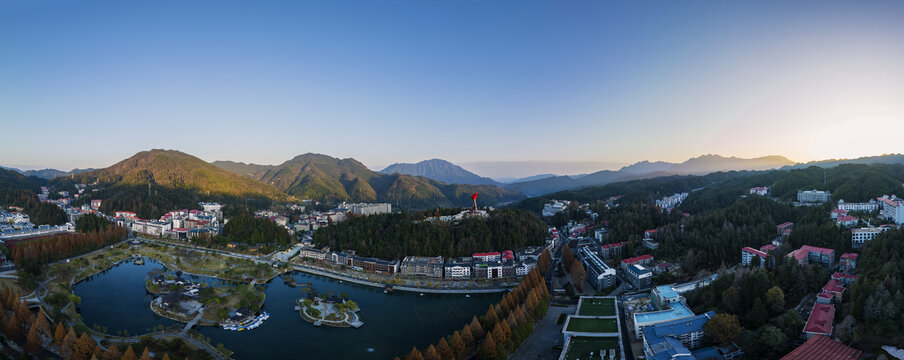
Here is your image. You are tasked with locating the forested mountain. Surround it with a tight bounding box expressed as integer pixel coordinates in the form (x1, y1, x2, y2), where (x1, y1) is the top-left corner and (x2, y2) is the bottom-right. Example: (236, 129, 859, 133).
(381, 159, 501, 186)
(782, 153, 904, 169)
(0, 169, 67, 226)
(313, 208, 547, 259)
(506, 154, 795, 196)
(209, 161, 272, 178)
(55, 150, 292, 219)
(214, 153, 524, 209)
(0, 166, 95, 179)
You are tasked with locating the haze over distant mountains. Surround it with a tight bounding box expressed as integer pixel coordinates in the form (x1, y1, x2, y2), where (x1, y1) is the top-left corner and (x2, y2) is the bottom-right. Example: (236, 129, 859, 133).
(380, 159, 501, 186)
(213, 154, 523, 209)
(0, 167, 95, 180)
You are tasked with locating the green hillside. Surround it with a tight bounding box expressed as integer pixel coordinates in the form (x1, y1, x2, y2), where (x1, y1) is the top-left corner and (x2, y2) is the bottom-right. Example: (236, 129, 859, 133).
(215, 153, 525, 209)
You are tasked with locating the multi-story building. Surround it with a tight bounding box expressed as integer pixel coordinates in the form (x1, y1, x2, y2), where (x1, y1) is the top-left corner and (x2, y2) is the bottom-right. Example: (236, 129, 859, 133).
(836, 199, 878, 212)
(879, 195, 904, 224)
(625, 263, 653, 289)
(473, 261, 504, 279)
(90, 199, 102, 210)
(642, 311, 716, 360)
(515, 259, 536, 276)
(798, 189, 831, 204)
(803, 303, 835, 338)
(400, 256, 444, 278)
(350, 256, 399, 274)
(472, 252, 501, 262)
(577, 247, 616, 290)
(749, 186, 769, 196)
(777, 222, 794, 236)
(839, 253, 857, 273)
(621, 254, 654, 271)
(787, 245, 835, 266)
(131, 220, 170, 236)
(444, 260, 472, 279)
(741, 247, 769, 267)
(835, 214, 859, 227)
(851, 227, 886, 248)
(542, 200, 568, 217)
(600, 241, 626, 260)
(300, 246, 331, 261)
(340, 202, 392, 216)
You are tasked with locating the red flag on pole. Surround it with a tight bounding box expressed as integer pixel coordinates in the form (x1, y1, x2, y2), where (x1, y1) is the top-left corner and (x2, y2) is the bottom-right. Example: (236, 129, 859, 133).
(471, 193, 478, 200)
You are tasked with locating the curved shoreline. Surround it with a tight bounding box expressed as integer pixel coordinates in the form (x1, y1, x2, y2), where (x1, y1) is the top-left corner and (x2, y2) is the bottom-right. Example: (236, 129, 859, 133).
(290, 265, 508, 294)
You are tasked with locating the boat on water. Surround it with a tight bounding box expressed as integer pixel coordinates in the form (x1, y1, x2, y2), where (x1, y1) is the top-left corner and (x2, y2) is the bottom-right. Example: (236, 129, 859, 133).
(465, 294, 470, 298)
(222, 311, 270, 331)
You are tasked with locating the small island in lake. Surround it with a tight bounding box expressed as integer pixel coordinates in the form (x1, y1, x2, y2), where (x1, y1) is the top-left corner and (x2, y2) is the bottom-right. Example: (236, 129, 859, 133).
(296, 292, 363, 328)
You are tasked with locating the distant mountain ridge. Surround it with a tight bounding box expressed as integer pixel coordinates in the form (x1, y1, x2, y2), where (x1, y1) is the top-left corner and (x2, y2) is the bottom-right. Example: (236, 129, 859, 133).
(506, 154, 796, 196)
(380, 159, 501, 186)
(213, 154, 524, 209)
(0, 167, 95, 180)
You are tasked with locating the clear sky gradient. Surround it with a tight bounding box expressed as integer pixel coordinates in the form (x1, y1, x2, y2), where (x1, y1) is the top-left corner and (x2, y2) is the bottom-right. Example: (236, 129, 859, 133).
(2, 1, 903, 174)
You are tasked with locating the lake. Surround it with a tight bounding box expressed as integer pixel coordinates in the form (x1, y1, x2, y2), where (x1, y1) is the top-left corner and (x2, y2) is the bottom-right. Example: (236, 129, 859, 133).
(73, 258, 499, 359)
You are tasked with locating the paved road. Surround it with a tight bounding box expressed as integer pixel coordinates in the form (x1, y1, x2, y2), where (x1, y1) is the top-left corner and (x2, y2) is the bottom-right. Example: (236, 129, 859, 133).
(509, 305, 575, 360)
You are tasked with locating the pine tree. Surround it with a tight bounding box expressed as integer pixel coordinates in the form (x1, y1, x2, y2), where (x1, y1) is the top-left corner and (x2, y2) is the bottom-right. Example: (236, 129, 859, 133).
(423, 344, 440, 360)
(436, 337, 454, 360)
(450, 331, 466, 359)
(101, 345, 121, 360)
(6, 310, 23, 340)
(53, 322, 66, 346)
(138, 347, 152, 360)
(71, 332, 97, 360)
(16, 299, 32, 327)
(25, 323, 42, 354)
(61, 327, 78, 357)
(34, 310, 50, 336)
(469, 315, 485, 339)
(461, 325, 475, 347)
(478, 332, 497, 360)
(120, 346, 138, 360)
(484, 306, 499, 328)
(161, 354, 173, 360)
(404, 347, 424, 360)
(93, 345, 104, 359)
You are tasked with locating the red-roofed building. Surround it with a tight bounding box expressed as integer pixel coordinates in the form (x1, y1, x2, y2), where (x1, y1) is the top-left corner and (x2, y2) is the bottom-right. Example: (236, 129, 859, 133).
(840, 253, 858, 273)
(781, 334, 860, 360)
(90, 199, 102, 210)
(473, 252, 501, 262)
(816, 292, 834, 304)
(822, 279, 845, 301)
(787, 245, 835, 266)
(741, 247, 769, 267)
(750, 186, 769, 196)
(777, 222, 794, 236)
(644, 229, 657, 239)
(830, 208, 848, 219)
(831, 272, 859, 286)
(835, 214, 859, 227)
(501, 250, 515, 260)
(759, 244, 777, 253)
(600, 241, 626, 260)
(803, 303, 835, 338)
(621, 254, 653, 271)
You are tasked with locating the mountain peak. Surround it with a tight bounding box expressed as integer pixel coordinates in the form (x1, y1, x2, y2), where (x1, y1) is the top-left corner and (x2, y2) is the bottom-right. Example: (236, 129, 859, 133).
(381, 159, 500, 186)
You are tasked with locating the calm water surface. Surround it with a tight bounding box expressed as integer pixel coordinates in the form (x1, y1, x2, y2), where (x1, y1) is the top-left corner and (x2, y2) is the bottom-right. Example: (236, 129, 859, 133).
(74, 258, 499, 359)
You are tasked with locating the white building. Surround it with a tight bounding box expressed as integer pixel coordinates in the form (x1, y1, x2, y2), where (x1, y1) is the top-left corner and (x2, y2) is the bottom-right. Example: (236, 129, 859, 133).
(340, 203, 392, 216)
(879, 195, 904, 225)
(577, 247, 616, 290)
(444, 260, 473, 279)
(851, 227, 887, 249)
(542, 200, 569, 217)
(749, 187, 769, 196)
(798, 189, 831, 203)
(837, 199, 878, 212)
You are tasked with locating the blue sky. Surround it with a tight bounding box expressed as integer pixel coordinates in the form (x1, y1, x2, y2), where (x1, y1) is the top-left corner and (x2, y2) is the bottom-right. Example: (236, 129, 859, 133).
(2, 1, 904, 175)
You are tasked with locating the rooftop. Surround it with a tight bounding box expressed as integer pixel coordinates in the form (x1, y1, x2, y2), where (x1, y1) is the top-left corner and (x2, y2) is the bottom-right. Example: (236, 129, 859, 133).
(655, 285, 680, 300)
(635, 302, 694, 325)
(803, 303, 835, 335)
(622, 254, 653, 264)
(781, 334, 861, 360)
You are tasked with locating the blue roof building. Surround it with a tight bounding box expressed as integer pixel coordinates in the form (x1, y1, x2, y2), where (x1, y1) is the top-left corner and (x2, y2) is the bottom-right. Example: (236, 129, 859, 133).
(642, 311, 717, 360)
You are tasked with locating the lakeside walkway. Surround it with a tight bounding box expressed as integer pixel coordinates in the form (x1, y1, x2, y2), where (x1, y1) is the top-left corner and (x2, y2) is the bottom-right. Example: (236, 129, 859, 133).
(290, 264, 507, 294)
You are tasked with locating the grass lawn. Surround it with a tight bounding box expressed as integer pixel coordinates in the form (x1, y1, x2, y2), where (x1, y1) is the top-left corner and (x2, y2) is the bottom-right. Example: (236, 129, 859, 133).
(578, 298, 616, 317)
(565, 317, 618, 333)
(563, 336, 619, 360)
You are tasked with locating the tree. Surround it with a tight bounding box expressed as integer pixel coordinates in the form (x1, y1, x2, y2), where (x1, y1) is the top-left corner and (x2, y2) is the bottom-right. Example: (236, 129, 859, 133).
(423, 345, 440, 360)
(53, 322, 66, 346)
(404, 347, 424, 360)
(703, 313, 743, 346)
(120, 346, 138, 360)
(747, 298, 768, 328)
(757, 324, 789, 356)
(450, 331, 466, 359)
(570, 260, 587, 292)
(469, 315, 485, 339)
(765, 286, 786, 314)
(461, 325, 475, 347)
(5, 311, 23, 340)
(436, 337, 454, 360)
(161, 354, 172, 360)
(61, 327, 78, 357)
(138, 347, 152, 360)
(34, 310, 50, 336)
(479, 332, 497, 360)
(721, 286, 740, 313)
(72, 332, 98, 360)
(102, 345, 122, 360)
(25, 324, 42, 354)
